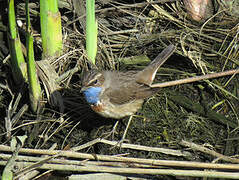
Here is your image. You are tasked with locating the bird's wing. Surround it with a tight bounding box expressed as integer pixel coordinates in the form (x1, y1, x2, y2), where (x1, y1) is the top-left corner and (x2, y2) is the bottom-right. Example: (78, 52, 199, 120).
(102, 71, 159, 105)
(104, 82, 139, 105)
(104, 82, 158, 105)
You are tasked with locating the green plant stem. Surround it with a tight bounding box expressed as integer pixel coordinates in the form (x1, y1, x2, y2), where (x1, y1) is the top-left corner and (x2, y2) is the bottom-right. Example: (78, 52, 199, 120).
(40, 0, 62, 58)
(86, 0, 97, 64)
(26, 34, 41, 113)
(8, 0, 27, 84)
(26, 0, 41, 112)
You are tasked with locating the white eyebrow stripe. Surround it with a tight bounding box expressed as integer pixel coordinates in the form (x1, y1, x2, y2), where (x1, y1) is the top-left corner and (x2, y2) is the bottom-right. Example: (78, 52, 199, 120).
(87, 73, 102, 85)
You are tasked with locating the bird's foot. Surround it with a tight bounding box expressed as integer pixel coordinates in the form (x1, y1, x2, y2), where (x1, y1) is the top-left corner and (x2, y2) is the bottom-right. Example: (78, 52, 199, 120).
(101, 120, 119, 140)
(109, 116, 133, 149)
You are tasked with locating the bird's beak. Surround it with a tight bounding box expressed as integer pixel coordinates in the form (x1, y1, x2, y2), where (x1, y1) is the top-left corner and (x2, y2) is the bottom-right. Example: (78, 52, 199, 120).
(80, 86, 88, 93)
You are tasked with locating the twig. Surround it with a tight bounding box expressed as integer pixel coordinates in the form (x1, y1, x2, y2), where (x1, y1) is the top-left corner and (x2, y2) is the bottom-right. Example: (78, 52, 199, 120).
(66, 0, 176, 26)
(14, 144, 57, 179)
(180, 140, 239, 163)
(0, 153, 160, 169)
(72, 138, 191, 157)
(151, 68, 239, 88)
(1, 160, 239, 178)
(1, 145, 239, 170)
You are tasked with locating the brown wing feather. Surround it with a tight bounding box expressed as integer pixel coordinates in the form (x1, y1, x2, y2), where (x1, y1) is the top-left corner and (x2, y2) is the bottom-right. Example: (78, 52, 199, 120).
(103, 71, 159, 105)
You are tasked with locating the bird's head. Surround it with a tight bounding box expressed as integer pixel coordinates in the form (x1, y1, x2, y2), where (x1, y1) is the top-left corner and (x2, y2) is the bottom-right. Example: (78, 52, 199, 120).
(81, 70, 105, 105)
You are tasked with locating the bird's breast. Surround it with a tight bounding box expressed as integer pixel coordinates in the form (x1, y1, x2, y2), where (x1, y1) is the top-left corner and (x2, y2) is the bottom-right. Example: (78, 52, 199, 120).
(91, 99, 144, 119)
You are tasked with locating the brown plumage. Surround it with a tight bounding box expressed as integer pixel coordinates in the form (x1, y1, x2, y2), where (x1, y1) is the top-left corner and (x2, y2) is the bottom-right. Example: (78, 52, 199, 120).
(81, 44, 175, 119)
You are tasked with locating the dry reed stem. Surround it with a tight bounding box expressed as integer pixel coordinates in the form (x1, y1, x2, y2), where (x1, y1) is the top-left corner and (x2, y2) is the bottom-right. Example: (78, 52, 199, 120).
(0, 143, 239, 169)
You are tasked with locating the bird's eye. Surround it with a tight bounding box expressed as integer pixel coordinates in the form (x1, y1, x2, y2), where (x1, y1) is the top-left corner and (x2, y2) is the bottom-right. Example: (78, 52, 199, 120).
(93, 79, 98, 85)
(89, 79, 98, 86)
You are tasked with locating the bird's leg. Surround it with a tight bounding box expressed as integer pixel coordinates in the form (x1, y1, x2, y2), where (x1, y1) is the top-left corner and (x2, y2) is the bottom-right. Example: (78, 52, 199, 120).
(119, 115, 133, 145)
(109, 115, 133, 149)
(103, 116, 134, 147)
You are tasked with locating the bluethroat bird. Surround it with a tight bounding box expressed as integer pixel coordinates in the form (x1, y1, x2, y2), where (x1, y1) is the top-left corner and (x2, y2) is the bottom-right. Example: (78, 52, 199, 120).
(81, 44, 175, 120)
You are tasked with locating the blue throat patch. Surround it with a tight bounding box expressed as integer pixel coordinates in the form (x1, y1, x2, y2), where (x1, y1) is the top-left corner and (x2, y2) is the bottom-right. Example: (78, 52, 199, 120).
(82, 87, 102, 104)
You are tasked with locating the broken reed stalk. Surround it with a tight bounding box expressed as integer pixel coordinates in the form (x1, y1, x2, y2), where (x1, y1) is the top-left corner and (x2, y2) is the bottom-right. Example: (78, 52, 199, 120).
(151, 68, 239, 88)
(1, 143, 239, 166)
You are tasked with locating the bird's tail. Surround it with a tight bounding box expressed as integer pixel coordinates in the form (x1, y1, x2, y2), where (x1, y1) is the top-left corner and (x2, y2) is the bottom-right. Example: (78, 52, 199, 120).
(135, 44, 176, 86)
